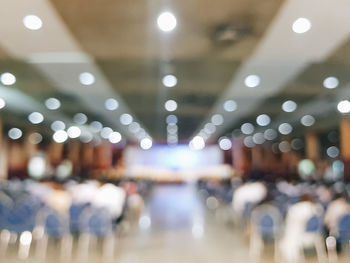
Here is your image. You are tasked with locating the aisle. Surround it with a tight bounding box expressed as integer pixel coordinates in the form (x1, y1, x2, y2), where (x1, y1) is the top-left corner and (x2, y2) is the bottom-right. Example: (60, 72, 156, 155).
(115, 183, 250, 263)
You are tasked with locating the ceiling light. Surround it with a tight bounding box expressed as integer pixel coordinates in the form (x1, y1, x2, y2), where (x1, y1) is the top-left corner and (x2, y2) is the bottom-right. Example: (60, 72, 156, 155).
(28, 132, 42, 144)
(279, 141, 291, 152)
(67, 126, 81, 138)
(100, 127, 113, 139)
(157, 12, 177, 32)
(8, 128, 22, 140)
(162, 75, 177, 87)
(241, 123, 254, 135)
(337, 100, 350, 113)
(282, 100, 297, 112)
(0, 72, 16, 85)
(291, 138, 304, 150)
(28, 112, 44, 124)
(129, 122, 141, 133)
(0, 98, 6, 109)
(218, 137, 232, 150)
(167, 124, 178, 134)
(51, 120, 65, 131)
(327, 146, 339, 158)
(166, 115, 178, 124)
(256, 114, 271, 126)
(300, 115, 315, 126)
(109, 132, 122, 144)
(190, 136, 205, 150)
(73, 113, 87, 125)
(253, 133, 265, 145)
(243, 136, 255, 148)
(23, 15, 42, 30)
(120, 113, 133, 125)
(53, 130, 68, 143)
(292, 18, 311, 34)
(140, 138, 152, 150)
(323, 77, 339, 89)
(223, 100, 237, 112)
(89, 121, 103, 133)
(165, 100, 177, 112)
(264, 129, 277, 141)
(79, 72, 95, 85)
(244, 75, 260, 88)
(105, 98, 119, 111)
(278, 123, 293, 135)
(45, 98, 60, 110)
(80, 131, 93, 143)
(204, 123, 216, 134)
(211, 114, 224, 126)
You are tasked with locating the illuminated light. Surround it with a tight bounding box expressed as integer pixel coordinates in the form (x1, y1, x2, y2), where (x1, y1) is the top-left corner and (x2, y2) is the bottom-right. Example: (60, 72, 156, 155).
(298, 159, 315, 178)
(253, 133, 265, 145)
(167, 124, 178, 134)
(199, 130, 209, 140)
(292, 18, 311, 34)
(67, 126, 81, 138)
(51, 120, 65, 131)
(278, 123, 293, 135)
(223, 100, 237, 112)
(206, 196, 219, 210)
(28, 112, 44, 124)
(323, 77, 339, 89)
(157, 12, 177, 32)
(136, 128, 146, 139)
(264, 129, 277, 141)
(0, 98, 5, 109)
(291, 138, 304, 150)
(80, 131, 93, 143)
(140, 138, 152, 150)
(167, 134, 178, 144)
(279, 141, 291, 152)
(53, 130, 68, 143)
(282, 100, 297, 112)
(211, 114, 224, 126)
(105, 98, 119, 111)
(109, 132, 122, 144)
(190, 136, 205, 150)
(337, 100, 350, 113)
(89, 121, 103, 133)
(45, 98, 60, 110)
(243, 136, 255, 148)
(244, 75, 260, 88)
(73, 113, 87, 125)
(162, 75, 177, 87)
(28, 155, 45, 179)
(19, 231, 32, 246)
(192, 223, 204, 239)
(23, 15, 42, 30)
(164, 100, 177, 112)
(256, 114, 271, 126)
(0, 72, 16, 85)
(8, 128, 22, 140)
(79, 72, 95, 85)
(166, 115, 178, 124)
(204, 123, 216, 134)
(129, 122, 141, 133)
(28, 132, 42, 144)
(241, 123, 254, 135)
(120, 113, 133, 125)
(300, 115, 315, 126)
(100, 127, 113, 139)
(218, 137, 232, 150)
(327, 146, 339, 158)
(139, 215, 151, 229)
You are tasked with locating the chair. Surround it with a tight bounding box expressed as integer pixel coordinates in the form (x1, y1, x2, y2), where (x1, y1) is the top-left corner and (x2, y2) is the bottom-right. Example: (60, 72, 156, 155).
(337, 213, 350, 244)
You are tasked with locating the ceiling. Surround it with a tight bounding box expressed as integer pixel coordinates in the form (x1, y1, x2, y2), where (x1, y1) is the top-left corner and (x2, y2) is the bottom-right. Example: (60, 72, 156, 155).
(0, 0, 349, 148)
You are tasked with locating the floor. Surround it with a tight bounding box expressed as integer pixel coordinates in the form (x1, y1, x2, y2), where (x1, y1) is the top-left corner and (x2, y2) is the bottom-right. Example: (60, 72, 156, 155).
(3, 183, 350, 262)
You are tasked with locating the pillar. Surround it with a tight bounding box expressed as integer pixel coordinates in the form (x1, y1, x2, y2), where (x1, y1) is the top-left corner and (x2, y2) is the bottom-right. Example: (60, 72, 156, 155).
(305, 132, 320, 161)
(340, 119, 350, 181)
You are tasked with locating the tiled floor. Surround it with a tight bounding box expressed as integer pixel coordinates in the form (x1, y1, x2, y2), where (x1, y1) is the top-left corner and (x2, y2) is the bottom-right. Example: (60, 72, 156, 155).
(3, 183, 350, 262)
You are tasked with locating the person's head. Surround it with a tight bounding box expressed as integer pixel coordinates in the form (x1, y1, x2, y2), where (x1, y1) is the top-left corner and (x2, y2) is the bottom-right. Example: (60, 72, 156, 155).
(300, 193, 313, 202)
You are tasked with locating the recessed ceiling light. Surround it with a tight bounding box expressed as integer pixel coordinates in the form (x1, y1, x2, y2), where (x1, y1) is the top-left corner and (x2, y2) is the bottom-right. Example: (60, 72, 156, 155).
(166, 115, 178, 124)
(337, 100, 350, 113)
(162, 75, 177, 87)
(0, 98, 6, 109)
(157, 12, 177, 32)
(243, 136, 255, 148)
(8, 128, 22, 140)
(45, 98, 61, 110)
(278, 123, 293, 135)
(105, 98, 119, 111)
(323, 77, 339, 89)
(79, 72, 95, 85)
(241, 123, 254, 135)
(253, 133, 265, 145)
(300, 115, 315, 126)
(282, 100, 297, 112)
(51, 120, 65, 131)
(165, 100, 177, 112)
(256, 114, 271, 126)
(109, 132, 122, 144)
(218, 137, 232, 150)
(129, 122, 141, 133)
(53, 130, 68, 143)
(292, 18, 311, 34)
(89, 121, 103, 133)
(28, 132, 42, 144)
(223, 100, 237, 112)
(1, 72, 16, 86)
(28, 112, 44, 124)
(264, 129, 277, 141)
(279, 141, 291, 152)
(100, 127, 113, 139)
(327, 146, 339, 158)
(67, 126, 81, 138)
(23, 15, 43, 30)
(140, 138, 152, 150)
(73, 113, 87, 125)
(120, 113, 133, 125)
(211, 114, 224, 126)
(189, 136, 205, 150)
(204, 123, 216, 134)
(244, 75, 260, 88)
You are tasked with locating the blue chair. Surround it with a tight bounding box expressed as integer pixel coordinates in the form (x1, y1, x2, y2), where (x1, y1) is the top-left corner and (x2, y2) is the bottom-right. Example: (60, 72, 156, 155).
(337, 214, 350, 244)
(69, 203, 89, 234)
(86, 209, 113, 237)
(306, 215, 323, 233)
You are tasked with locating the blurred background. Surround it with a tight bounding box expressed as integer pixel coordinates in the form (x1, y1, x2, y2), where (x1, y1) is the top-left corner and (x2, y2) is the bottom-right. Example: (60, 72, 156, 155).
(0, 0, 350, 262)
